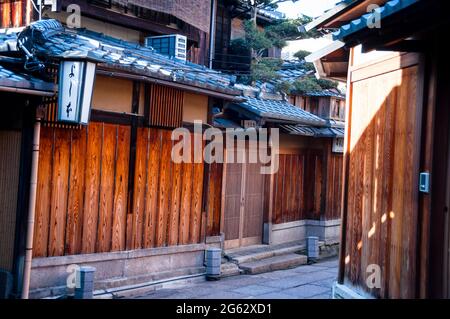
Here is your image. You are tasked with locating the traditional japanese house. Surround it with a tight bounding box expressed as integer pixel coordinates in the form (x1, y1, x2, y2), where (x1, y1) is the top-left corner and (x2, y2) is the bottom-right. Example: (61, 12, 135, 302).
(0, 62, 55, 299)
(306, 0, 450, 298)
(212, 86, 345, 250)
(0, 19, 241, 299)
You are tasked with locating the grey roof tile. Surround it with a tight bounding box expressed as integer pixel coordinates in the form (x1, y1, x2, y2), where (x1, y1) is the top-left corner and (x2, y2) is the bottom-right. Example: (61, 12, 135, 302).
(280, 124, 345, 138)
(4, 19, 239, 96)
(303, 89, 346, 99)
(231, 96, 326, 126)
(0, 64, 55, 92)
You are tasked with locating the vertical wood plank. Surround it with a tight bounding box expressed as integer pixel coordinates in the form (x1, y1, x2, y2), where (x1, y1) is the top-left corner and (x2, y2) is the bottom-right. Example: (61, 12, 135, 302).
(111, 125, 130, 251)
(190, 135, 204, 244)
(97, 124, 116, 253)
(65, 128, 87, 255)
(33, 127, 54, 257)
(143, 128, 161, 248)
(156, 130, 172, 247)
(48, 129, 70, 256)
(131, 127, 148, 249)
(82, 122, 102, 254)
(179, 141, 193, 245)
(168, 134, 182, 245)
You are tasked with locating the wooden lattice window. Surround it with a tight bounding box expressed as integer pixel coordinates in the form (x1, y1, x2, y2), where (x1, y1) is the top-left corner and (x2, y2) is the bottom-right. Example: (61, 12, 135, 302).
(147, 84, 184, 128)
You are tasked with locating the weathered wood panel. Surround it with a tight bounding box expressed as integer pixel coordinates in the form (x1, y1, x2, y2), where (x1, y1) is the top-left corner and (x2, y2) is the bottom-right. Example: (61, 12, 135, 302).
(81, 122, 102, 254)
(65, 129, 86, 255)
(33, 124, 205, 256)
(206, 162, 223, 236)
(243, 161, 265, 239)
(148, 85, 184, 128)
(155, 130, 172, 246)
(343, 61, 422, 298)
(33, 122, 131, 257)
(189, 134, 204, 244)
(48, 129, 70, 257)
(324, 149, 344, 221)
(97, 124, 116, 252)
(111, 125, 130, 251)
(131, 128, 205, 248)
(223, 158, 242, 241)
(33, 128, 53, 257)
(178, 162, 193, 245)
(143, 128, 161, 248)
(271, 151, 326, 224)
(131, 127, 148, 249)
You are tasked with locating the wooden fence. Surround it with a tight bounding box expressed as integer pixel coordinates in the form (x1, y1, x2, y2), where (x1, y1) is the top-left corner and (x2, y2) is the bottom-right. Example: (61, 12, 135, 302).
(33, 123, 205, 257)
(270, 148, 343, 224)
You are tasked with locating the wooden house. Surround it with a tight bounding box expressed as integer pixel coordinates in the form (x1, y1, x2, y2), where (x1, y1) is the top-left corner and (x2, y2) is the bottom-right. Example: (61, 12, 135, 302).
(306, 0, 450, 298)
(0, 63, 55, 299)
(0, 0, 214, 65)
(0, 18, 241, 299)
(213, 88, 345, 249)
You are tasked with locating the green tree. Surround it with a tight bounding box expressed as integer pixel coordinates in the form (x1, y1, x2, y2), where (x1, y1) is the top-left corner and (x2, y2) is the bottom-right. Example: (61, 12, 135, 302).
(230, 15, 318, 83)
(235, 0, 300, 27)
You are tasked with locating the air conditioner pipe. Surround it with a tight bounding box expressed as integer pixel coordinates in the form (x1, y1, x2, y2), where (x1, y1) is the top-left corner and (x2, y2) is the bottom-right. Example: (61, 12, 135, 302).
(21, 114, 42, 299)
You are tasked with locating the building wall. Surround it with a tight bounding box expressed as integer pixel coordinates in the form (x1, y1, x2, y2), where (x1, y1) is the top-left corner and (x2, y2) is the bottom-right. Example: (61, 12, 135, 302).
(183, 92, 208, 123)
(92, 76, 134, 114)
(129, 0, 212, 33)
(46, 12, 141, 43)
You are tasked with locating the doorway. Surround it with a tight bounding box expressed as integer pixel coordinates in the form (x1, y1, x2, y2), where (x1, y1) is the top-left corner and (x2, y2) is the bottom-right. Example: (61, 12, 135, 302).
(223, 148, 265, 249)
(0, 131, 22, 274)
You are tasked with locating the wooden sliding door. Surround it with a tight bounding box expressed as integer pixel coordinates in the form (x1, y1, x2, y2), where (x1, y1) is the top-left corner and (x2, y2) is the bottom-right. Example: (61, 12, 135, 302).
(223, 148, 265, 249)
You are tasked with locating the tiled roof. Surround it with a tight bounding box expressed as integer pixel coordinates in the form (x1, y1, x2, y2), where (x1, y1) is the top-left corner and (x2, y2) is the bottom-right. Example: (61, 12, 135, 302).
(332, 0, 419, 40)
(230, 96, 327, 126)
(0, 27, 22, 52)
(0, 64, 55, 93)
(4, 19, 239, 96)
(213, 117, 242, 129)
(279, 124, 345, 138)
(303, 89, 346, 99)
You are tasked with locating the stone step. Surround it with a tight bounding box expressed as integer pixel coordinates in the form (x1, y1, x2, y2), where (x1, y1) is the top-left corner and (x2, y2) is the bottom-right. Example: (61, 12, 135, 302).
(220, 262, 241, 278)
(228, 244, 305, 264)
(239, 253, 307, 275)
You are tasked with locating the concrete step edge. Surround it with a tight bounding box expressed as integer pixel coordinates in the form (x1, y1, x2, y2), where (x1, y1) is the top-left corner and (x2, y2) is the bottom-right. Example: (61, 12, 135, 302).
(239, 253, 307, 275)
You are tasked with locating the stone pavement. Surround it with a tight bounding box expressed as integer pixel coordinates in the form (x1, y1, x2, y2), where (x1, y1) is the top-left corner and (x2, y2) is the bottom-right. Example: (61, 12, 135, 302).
(136, 257, 338, 299)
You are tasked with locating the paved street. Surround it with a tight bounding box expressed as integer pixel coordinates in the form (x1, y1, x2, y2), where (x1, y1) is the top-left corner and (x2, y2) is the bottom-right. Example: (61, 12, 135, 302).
(137, 258, 338, 299)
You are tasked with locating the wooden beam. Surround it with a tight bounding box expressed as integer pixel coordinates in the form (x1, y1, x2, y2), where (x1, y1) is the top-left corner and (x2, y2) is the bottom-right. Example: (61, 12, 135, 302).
(126, 81, 141, 220)
(90, 109, 144, 125)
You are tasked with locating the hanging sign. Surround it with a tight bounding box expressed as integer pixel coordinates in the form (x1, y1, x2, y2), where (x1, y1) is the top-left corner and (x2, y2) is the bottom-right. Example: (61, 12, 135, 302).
(332, 137, 344, 153)
(57, 59, 96, 125)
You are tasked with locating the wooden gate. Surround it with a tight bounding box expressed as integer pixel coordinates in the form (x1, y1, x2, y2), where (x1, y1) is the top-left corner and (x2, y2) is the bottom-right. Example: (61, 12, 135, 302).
(223, 148, 265, 249)
(342, 52, 424, 298)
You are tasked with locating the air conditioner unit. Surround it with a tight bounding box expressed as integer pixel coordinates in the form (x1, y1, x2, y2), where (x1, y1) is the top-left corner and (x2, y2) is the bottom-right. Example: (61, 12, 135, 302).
(145, 34, 187, 61)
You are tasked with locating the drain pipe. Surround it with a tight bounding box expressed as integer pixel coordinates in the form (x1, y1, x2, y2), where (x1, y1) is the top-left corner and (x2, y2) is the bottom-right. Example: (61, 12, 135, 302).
(208, 0, 217, 68)
(21, 113, 42, 299)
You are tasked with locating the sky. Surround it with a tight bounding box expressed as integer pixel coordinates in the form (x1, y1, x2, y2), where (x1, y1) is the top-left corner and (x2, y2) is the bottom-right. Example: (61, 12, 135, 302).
(275, 0, 339, 58)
